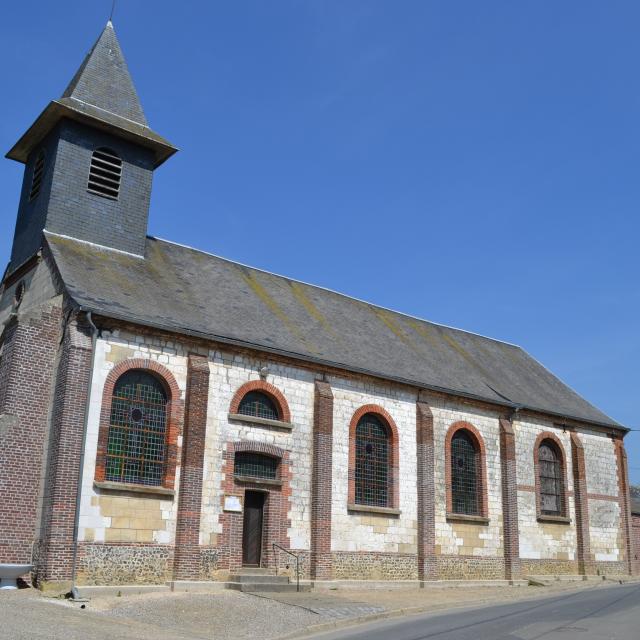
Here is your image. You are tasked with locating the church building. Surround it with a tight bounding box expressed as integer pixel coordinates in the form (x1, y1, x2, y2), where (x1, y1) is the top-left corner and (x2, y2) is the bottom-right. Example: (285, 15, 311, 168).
(0, 22, 635, 588)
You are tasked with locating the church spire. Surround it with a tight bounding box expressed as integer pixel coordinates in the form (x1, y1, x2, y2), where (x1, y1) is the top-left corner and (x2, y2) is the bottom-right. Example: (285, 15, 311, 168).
(61, 21, 148, 126)
(6, 22, 176, 168)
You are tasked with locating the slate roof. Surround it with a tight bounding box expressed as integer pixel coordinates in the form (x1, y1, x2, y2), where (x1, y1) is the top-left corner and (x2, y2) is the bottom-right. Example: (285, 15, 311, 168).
(62, 21, 147, 126)
(6, 22, 176, 167)
(45, 231, 623, 430)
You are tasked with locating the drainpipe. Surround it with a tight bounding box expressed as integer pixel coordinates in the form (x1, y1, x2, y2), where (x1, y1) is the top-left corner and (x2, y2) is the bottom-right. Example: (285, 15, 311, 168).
(69, 310, 99, 599)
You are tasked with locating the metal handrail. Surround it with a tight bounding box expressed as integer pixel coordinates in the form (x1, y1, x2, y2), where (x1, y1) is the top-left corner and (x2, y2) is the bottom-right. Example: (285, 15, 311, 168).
(272, 542, 300, 592)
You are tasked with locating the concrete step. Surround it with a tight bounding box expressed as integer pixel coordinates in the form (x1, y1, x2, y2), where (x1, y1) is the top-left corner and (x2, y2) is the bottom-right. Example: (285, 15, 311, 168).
(229, 573, 290, 584)
(237, 567, 274, 575)
(229, 582, 311, 593)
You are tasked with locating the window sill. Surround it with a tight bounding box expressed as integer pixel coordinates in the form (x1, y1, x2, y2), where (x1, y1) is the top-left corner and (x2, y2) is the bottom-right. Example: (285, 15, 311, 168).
(347, 503, 401, 517)
(228, 413, 293, 431)
(537, 514, 571, 524)
(94, 481, 175, 497)
(446, 513, 489, 525)
(233, 475, 282, 487)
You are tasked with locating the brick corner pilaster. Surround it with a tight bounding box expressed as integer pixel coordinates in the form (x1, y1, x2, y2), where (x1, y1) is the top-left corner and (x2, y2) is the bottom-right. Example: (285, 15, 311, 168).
(499, 417, 521, 581)
(570, 431, 593, 575)
(613, 436, 633, 576)
(416, 398, 437, 582)
(173, 353, 210, 581)
(310, 379, 334, 581)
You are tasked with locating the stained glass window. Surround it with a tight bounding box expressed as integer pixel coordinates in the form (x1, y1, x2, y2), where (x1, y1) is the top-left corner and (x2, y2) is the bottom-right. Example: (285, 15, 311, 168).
(105, 371, 168, 486)
(238, 391, 280, 421)
(451, 430, 480, 516)
(539, 441, 563, 515)
(234, 452, 278, 480)
(355, 413, 390, 507)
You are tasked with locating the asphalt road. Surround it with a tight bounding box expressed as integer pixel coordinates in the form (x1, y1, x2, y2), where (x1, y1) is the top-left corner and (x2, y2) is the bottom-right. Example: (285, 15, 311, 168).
(311, 582, 640, 640)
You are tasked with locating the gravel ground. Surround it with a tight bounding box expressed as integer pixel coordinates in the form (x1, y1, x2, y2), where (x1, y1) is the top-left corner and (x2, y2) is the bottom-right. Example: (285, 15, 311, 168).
(0, 579, 635, 640)
(0, 589, 320, 640)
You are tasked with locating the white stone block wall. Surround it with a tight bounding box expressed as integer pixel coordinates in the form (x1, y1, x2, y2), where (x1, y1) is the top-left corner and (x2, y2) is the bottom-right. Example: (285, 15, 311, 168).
(74, 327, 627, 575)
(200, 351, 316, 550)
(515, 418, 577, 561)
(582, 430, 622, 562)
(330, 377, 418, 554)
(430, 396, 504, 557)
(78, 330, 189, 544)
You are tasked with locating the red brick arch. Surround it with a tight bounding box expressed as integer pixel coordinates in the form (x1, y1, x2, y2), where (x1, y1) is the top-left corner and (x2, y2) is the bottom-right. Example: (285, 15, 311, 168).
(229, 380, 291, 423)
(348, 404, 400, 511)
(94, 358, 184, 490)
(533, 431, 569, 519)
(445, 421, 489, 518)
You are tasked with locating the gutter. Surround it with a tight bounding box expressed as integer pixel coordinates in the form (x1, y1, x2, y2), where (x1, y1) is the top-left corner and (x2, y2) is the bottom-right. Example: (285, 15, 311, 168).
(69, 309, 99, 598)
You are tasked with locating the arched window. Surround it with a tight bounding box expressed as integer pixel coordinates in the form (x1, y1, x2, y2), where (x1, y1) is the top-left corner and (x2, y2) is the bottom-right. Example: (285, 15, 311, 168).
(451, 429, 480, 516)
(234, 452, 279, 480)
(87, 147, 122, 200)
(29, 150, 46, 201)
(539, 440, 564, 515)
(238, 391, 280, 421)
(105, 370, 168, 486)
(355, 413, 391, 507)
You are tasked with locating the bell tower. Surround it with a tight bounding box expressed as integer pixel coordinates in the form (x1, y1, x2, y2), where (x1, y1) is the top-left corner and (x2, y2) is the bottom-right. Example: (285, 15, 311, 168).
(5, 21, 176, 273)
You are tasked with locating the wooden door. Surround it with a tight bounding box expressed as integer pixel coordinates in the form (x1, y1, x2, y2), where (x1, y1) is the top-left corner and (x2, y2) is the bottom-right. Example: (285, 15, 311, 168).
(242, 491, 265, 566)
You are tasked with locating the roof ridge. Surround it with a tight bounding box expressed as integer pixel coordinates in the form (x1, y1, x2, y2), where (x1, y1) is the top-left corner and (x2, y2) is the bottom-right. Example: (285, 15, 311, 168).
(147, 234, 523, 350)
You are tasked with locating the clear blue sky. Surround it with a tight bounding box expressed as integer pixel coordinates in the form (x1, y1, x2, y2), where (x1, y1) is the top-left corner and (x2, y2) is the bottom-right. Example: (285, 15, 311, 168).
(1, 2, 638, 480)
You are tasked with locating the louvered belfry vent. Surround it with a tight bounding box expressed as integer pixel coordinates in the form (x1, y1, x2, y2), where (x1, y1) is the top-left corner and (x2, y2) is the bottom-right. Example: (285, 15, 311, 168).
(87, 147, 122, 200)
(29, 150, 46, 201)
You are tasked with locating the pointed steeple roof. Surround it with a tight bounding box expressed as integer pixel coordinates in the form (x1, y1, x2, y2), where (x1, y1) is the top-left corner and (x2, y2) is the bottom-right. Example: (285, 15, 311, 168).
(62, 21, 147, 126)
(6, 22, 176, 167)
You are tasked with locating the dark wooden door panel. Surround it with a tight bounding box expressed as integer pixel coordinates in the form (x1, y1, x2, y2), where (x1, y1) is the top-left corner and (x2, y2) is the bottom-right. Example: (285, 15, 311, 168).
(242, 491, 265, 566)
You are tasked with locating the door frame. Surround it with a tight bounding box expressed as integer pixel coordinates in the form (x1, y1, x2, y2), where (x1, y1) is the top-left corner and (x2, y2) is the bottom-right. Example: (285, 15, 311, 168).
(242, 490, 267, 567)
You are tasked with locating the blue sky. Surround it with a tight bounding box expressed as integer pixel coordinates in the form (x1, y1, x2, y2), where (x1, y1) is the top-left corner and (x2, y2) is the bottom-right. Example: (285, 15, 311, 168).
(1, 1, 638, 480)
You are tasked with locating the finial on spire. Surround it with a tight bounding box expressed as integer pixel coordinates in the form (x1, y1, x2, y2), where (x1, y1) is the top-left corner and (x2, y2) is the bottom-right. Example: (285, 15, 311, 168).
(109, 0, 116, 24)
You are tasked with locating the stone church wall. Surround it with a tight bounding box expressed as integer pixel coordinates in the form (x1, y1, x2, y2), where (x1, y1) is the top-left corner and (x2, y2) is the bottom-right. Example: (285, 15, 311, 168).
(76, 330, 189, 584)
(70, 326, 630, 584)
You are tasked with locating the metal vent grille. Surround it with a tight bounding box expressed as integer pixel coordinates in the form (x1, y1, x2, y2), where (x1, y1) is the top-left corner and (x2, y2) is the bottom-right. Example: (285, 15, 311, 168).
(29, 150, 46, 201)
(234, 452, 278, 480)
(539, 441, 563, 515)
(238, 391, 280, 420)
(451, 430, 479, 515)
(88, 147, 122, 200)
(355, 413, 390, 507)
(105, 370, 168, 486)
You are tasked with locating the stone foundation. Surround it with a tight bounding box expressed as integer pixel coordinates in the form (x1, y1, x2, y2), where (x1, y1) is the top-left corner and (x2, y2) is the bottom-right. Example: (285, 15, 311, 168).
(77, 543, 173, 585)
(436, 555, 505, 580)
(332, 552, 418, 580)
(520, 558, 579, 575)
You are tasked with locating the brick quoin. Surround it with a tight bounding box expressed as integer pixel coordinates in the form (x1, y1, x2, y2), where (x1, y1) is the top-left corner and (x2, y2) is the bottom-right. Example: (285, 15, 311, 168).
(416, 397, 437, 582)
(0, 301, 62, 567)
(444, 421, 489, 519)
(310, 380, 333, 580)
(570, 432, 592, 575)
(613, 436, 633, 576)
(38, 317, 93, 582)
(499, 418, 521, 581)
(173, 354, 210, 581)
